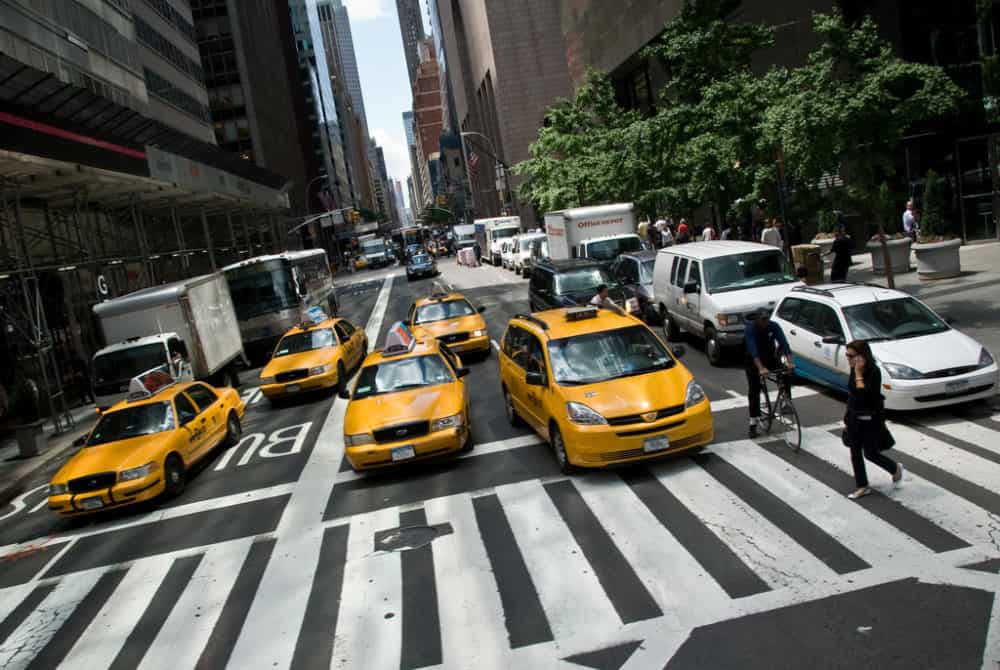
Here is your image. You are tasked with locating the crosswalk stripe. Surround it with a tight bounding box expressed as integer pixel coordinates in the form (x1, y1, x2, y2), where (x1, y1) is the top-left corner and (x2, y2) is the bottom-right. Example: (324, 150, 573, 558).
(914, 417, 1000, 465)
(137, 540, 253, 670)
(650, 458, 838, 590)
(0, 583, 55, 646)
(0, 571, 104, 669)
(494, 479, 620, 640)
(425, 494, 510, 669)
(399, 507, 443, 670)
(57, 558, 173, 670)
(708, 384, 820, 413)
(543, 479, 662, 623)
(571, 474, 731, 628)
(289, 524, 349, 670)
(330, 507, 402, 669)
(470, 493, 553, 649)
(711, 440, 929, 566)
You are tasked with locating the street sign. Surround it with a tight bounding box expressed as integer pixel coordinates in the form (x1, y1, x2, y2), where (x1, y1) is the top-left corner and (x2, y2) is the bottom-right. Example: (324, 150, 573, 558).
(97, 274, 109, 297)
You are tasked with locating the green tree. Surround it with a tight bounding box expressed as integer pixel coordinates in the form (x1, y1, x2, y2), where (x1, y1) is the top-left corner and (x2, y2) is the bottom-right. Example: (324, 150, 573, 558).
(921, 170, 950, 240)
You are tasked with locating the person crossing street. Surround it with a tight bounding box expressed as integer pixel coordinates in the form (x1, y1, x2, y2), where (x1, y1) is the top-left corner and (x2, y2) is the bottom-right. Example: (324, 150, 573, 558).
(744, 309, 794, 438)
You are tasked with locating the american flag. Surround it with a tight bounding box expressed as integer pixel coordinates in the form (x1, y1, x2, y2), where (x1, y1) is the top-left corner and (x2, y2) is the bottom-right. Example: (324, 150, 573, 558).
(467, 150, 480, 175)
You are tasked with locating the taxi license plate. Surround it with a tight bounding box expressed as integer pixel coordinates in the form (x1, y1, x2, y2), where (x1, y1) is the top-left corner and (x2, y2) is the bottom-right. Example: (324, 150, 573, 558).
(81, 497, 103, 510)
(945, 380, 969, 395)
(643, 435, 670, 453)
(285, 384, 301, 393)
(391, 445, 416, 462)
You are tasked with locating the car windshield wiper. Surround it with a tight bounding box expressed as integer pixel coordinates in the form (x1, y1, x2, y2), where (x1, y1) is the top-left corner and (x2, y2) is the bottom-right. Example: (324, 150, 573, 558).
(388, 383, 429, 392)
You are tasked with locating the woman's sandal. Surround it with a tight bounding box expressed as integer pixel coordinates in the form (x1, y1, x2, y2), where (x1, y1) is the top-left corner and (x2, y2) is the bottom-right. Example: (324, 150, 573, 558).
(847, 487, 872, 499)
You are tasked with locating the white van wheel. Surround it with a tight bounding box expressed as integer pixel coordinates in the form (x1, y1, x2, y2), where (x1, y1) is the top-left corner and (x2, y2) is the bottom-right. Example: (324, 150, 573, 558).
(664, 311, 682, 342)
(706, 328, 725, 366)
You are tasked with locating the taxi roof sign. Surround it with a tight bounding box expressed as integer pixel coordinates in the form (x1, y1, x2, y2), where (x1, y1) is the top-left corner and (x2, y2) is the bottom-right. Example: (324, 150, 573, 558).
(383, 321, 417, 356)
(127, 364, 177, 401)
(306, 306, 328, 325)
(566, 306, 599, 322)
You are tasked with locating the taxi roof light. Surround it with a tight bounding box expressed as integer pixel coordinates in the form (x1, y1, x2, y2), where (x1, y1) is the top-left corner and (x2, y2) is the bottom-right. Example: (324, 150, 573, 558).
(566, 306, 599, 322)
(127, 364, 177, 402)
(382, 321, 418, 356)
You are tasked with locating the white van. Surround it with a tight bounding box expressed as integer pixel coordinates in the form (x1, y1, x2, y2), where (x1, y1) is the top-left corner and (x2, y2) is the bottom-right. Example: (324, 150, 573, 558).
(652, 241, 801, 365)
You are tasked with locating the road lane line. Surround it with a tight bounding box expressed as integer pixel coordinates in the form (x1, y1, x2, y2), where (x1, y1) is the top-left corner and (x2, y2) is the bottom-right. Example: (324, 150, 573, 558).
(137, 538, 253, 670)
(58, 557, 173, 670)
(491, 338, 500, 352)
(398, 507, 442, 669)
(888, 421, 1000, 502)
(494, 479, 620, 640)
(225, 275, 394, 669)
(288, 524, 349, 669)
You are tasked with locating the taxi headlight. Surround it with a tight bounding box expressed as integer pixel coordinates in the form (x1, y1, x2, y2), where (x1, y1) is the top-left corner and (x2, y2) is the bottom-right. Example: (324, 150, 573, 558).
(685, 380, 707, 408)
(883, 362, 923, 380)
(119, 461, 159, 482)
(566, 401, 606, 425)
(980, 348, 995, 368)
(310, 364, 332, 376)
(259, 376, 276, 385)
(48, 483, 67, 496)
(431, 414, 463, 431)
(345, 433, 373, 446)
(471, 329, 486, 338)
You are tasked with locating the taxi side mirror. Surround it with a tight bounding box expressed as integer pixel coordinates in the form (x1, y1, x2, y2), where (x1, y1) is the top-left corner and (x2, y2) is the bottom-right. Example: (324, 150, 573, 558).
(525, 371, 546, 386)
(338, 387, 351, 400)
(477, 305, 486, 313)
(455, 367, 470, 378)
(671, 345, 686, 358)
(72, 435, 87, 447)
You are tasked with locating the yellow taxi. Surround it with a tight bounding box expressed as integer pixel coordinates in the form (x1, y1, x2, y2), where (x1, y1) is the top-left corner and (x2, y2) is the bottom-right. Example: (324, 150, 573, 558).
(406, 291, 490, 358)
(259, 317, 368, 401)
(48, 370, 245, 516)
(341, 322, 471, 471)
(353, 256, 368, 271)
(498, 306, 713, 473)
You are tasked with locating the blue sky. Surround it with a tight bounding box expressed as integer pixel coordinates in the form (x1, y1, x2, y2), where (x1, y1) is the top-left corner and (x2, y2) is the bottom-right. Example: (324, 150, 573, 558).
(307, 0, 431, 209)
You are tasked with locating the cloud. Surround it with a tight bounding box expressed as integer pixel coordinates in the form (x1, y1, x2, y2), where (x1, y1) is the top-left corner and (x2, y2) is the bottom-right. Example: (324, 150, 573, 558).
(341, 0, 392, 21)
(371, 127, 413, 205)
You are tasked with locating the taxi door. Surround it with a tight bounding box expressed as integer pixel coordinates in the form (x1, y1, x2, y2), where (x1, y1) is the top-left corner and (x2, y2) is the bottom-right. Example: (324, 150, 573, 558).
(186, 384, 226, 453)
(521, 332, 549, 432)
(173, 393, 206, 464)
(334, 322, 356, 368)
(500, 325, 531, 421)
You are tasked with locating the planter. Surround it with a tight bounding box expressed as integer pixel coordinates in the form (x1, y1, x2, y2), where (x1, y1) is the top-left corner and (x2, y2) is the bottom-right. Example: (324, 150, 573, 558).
(811, 237, 834, 266)
(866, 237, 912, 276)
(914, 237, 962, 280)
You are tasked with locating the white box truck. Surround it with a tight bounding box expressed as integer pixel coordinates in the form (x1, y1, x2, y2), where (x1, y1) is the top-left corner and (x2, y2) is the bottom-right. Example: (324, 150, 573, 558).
(452, 223, 477, 249)
(475, 216, 521, 265)
(545, 203, 642, 265)
(359, 234, 389, 268)
(91, 274, 244, 410)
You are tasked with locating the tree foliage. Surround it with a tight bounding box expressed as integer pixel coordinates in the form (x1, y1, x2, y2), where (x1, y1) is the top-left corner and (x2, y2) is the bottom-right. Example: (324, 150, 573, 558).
(921, 170, 950, 239)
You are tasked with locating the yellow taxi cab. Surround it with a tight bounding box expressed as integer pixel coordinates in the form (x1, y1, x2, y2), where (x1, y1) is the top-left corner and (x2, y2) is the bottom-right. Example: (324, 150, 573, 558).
(353, 256, 368, 271)
(259, 316, 368, 401)
(48, 369, 245, 516)
(341, 321, 471, 471)
(406, 291, 490, 358)
(498, 306, 713, 473)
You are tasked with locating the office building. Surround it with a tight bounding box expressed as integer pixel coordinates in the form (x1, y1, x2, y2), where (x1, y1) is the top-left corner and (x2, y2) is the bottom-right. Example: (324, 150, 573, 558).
(396, 0, 426, 84)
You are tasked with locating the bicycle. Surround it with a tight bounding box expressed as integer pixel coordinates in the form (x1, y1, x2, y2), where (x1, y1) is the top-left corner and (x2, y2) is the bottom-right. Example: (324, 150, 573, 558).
(758, 367, 802, 452)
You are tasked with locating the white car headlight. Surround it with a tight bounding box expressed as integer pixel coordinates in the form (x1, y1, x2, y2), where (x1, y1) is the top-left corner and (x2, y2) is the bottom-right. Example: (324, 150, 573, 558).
(310, 364, 332, 376)
(259, 376, 276, 385)
(685, 380, 707, 408)
(48, 483, 67, 496)
(566, 401, 606, 425)
(980, 348, 995, 368)
(431, 414, 464, 431)
(119, 461, 159, 482)
(883, 362, 923, 380)
(345, 433, 373, 446)
(471, 329, 486, 338)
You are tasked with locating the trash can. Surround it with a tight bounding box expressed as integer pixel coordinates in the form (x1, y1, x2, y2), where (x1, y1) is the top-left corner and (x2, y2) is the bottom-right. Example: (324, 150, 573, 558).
(15, 421, 46, 458)
(791, 244, 824, 285)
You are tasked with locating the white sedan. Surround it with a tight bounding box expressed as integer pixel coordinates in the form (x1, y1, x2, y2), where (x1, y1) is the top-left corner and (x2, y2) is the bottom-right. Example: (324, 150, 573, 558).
(771, 284, 997, 410)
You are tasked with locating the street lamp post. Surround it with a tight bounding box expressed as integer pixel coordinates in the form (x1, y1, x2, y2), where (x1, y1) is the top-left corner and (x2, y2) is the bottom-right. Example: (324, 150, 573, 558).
(460, 131, 514, 216)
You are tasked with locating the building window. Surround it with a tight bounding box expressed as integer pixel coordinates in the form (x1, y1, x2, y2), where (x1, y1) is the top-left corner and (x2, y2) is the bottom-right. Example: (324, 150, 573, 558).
(144, 67, 211, 122)
(142, 0, 197, 43)
(135, 16, 205, 82)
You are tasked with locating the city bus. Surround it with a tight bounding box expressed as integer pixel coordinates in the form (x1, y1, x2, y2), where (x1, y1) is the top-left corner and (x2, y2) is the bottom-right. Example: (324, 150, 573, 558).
(222, 249, 338, 364)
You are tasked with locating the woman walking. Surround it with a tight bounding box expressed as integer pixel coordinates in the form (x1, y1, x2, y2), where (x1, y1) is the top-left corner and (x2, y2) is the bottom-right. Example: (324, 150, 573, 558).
(845, 340, 902, 499)
(829, 225, 854, 282)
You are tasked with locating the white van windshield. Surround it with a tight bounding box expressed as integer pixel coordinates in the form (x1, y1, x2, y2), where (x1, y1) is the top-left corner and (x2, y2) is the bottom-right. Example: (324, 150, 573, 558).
(704, 250, 796, 293)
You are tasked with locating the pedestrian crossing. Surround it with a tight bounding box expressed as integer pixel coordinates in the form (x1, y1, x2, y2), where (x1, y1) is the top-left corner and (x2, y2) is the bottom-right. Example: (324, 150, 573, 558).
(2, 418, 1000, 669)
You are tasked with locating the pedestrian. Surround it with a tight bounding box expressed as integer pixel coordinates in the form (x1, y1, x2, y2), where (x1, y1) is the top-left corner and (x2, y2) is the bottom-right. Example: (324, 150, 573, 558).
(660, 222, 674, 247)
(473, 242, 482, 266)
(71, 355, 94, 404)
(676, 219, 691, 244)
(902, 200, 919, 241)
(844, 340, 902, 499)
(721, 220, 738, 240)
(701, 222, 718, 241)
(743, 309, 794, 438)
(761, 219, 783, 248)
(589, 284, 625, 315)
(829, 225, 855, 283)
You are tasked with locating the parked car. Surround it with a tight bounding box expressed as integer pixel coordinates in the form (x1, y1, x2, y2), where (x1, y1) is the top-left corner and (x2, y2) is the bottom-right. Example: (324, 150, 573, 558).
(406, 253, 438, 281)
(523, 237, 549, 278)
(511, 232, 546, 275)
(528, 258, 626, 313)
(609, 250, 661, 325)
(652, 241, 801, 366)
(771, 284, 998, 410)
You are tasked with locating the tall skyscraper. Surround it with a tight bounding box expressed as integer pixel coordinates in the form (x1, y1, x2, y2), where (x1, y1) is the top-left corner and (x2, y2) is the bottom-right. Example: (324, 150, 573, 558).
(396, 0, 426, 84)
(320, 0, 370, 138)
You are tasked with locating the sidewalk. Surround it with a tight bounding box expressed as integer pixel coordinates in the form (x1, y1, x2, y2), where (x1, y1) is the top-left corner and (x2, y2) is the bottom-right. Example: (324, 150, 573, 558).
(0, 404, 98, 507)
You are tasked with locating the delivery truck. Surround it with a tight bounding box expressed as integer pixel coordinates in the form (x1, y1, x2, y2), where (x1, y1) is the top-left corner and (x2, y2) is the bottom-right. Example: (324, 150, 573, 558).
(452, 223, 477, 249)
(360, 234, 389, 268)
(91, 273, 244, 410)
(544, 203, 642, 265)
(474, 216, 521, 265)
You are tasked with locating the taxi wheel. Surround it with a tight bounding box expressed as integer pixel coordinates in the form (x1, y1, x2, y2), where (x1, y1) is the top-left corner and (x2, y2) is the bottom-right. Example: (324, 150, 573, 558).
(164, 455, 186, 498)
(503, 388, 524, 427)
(224, 412, 241, 447)
(550, 425, 576, 475)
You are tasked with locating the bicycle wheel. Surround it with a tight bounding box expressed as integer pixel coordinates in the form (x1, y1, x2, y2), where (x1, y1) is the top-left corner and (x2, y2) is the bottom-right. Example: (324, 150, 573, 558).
(774, 391, 802, 452)
(758, 380, 773, 434)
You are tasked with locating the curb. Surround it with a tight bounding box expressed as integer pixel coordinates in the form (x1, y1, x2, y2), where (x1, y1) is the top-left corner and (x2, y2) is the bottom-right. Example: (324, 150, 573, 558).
(0, 415, 96, 510)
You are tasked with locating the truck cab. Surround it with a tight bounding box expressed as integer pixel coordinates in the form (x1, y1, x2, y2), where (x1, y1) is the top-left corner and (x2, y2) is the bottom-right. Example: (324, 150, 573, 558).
(92, 333, 191, 411)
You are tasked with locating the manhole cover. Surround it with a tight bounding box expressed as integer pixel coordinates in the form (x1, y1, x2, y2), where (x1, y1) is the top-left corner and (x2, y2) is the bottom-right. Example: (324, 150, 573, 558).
(374, 523, 453, 552)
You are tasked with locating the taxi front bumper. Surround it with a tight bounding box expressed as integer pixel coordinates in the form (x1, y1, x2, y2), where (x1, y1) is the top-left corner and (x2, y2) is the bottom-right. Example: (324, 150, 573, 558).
(444, 333, 491, 354)
(48, 475, 164, 517)
(345, 426, 467, 471)
(260, 368, 339, 398)
(562, 399, 714, 467)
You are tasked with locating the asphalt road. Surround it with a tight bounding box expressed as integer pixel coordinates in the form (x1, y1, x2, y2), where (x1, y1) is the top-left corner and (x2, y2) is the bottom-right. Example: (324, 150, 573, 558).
(1, 257, 1000, 669)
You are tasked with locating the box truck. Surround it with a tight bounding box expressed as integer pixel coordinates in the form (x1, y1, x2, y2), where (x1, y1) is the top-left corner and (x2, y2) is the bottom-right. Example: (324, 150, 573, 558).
(544, 203, 642, 265)
(452, 223, 477, 249)
(475, 216, 521, 265)
(359, 234, 389, 268)
(91, 274, 244, 410)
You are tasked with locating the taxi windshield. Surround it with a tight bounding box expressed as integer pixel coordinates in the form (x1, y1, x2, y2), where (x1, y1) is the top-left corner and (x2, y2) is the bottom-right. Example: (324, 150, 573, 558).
(87, 402, 175, 446)
(415, 299, 475, 324)
(547, 325, 675, 385)
(273, 328, 336, 357)
(352, 355, 455, 399)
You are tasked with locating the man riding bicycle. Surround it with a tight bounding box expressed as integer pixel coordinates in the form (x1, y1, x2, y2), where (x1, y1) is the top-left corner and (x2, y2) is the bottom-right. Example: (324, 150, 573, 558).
(745, 309, 795, 438)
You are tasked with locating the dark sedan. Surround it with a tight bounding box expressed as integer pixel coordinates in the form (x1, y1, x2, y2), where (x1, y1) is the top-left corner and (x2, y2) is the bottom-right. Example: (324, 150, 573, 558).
(406, 253, 438, 281)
